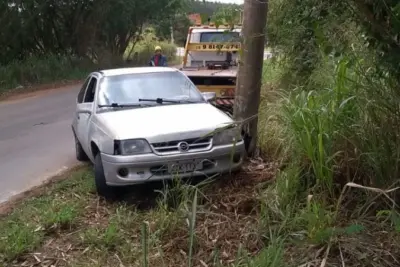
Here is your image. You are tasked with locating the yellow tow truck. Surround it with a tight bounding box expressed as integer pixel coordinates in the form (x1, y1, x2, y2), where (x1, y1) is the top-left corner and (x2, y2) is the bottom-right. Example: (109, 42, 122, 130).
(180, 22, 242, 115)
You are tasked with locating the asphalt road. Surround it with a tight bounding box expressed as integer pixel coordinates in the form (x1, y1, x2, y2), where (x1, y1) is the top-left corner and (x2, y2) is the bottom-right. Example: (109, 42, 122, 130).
(0, 85, 81, 203)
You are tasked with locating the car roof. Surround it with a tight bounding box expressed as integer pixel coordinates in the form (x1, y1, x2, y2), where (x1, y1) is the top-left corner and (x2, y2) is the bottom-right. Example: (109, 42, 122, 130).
(99, 67, 178, 77)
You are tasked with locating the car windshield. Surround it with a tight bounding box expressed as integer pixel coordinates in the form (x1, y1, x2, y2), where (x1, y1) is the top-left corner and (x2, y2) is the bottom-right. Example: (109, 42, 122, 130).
(97, 71, 205, 107)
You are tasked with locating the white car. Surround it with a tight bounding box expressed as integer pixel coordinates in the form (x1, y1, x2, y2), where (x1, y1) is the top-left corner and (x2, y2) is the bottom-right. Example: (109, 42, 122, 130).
(71, 67, 245, 198)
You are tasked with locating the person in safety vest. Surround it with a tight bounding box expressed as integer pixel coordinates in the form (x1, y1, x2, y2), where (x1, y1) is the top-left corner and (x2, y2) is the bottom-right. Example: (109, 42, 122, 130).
(148, 46, 168, 66)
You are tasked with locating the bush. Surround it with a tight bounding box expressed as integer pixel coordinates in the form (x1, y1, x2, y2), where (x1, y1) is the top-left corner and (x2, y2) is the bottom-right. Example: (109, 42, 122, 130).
(0, 39, 178, 93)
(0, 55, 94, 92)
(125, 27, 178, 66)
(128, 41, 178, 66)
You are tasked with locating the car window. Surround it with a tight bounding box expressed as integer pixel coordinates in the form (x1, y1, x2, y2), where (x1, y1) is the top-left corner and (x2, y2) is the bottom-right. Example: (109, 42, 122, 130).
(97, 71, 204, 106)
(83, 77, 97, 103)
(77, 77, 91, 103)
(200, 32, 240, 43)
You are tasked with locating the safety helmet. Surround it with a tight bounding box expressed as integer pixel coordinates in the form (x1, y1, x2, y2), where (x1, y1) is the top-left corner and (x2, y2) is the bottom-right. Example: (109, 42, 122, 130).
(154, 46, 162, 51)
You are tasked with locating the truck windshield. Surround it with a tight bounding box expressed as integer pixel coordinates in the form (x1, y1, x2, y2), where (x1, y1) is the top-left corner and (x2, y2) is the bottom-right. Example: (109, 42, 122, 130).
(200, 32, 240, 43)
(97, 71, 205, 107)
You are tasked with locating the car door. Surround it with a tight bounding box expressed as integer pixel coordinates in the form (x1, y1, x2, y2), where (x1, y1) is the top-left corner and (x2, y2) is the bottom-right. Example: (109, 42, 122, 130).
(76, 75, 98, 158)
(73, 76, 90, 132)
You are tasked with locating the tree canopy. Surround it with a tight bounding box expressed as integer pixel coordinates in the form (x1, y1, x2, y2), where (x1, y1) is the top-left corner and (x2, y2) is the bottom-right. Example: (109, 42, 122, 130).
(0, 0, 186, 65)
(0, 0, 241, 65)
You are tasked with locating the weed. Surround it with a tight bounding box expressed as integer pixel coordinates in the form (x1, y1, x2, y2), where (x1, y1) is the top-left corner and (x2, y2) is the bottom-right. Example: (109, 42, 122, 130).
(0, 167, 92, 263)
(248, 238, 285, 267)
(0, 220, 44, 262)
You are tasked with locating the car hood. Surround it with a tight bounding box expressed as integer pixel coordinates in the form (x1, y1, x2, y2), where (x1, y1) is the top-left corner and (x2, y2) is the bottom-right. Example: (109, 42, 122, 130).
(95, 103, 233, 142)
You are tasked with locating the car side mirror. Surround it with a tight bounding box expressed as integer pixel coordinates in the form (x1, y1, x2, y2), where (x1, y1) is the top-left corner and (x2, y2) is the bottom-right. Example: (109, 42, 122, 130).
(77, 103, 93, 114)
(202, 92, 216, 102)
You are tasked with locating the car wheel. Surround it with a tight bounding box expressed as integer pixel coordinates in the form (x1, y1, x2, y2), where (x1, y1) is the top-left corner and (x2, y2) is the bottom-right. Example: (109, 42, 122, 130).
(75, 135, 89, 162)
(94, 153, 117, 200)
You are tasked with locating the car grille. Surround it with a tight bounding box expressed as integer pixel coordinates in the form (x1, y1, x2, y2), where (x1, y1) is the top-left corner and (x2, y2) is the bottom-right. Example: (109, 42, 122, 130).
(151, 136, 212, 155)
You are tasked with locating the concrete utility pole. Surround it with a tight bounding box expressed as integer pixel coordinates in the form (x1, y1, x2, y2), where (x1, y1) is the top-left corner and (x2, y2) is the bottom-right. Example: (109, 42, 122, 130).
(233, 0, 268, 156)
(170, 24, 174, 44)
(170, 17, 174, 44)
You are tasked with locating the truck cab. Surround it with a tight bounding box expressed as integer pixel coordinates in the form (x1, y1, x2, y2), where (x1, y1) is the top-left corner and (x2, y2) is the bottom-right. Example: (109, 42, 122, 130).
(180, 24, 242, 116)
(184, 26, 241, 68)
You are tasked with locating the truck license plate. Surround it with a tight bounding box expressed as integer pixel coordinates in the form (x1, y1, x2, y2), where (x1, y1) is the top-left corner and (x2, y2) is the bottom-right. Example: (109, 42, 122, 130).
(168, 160, 203, 174)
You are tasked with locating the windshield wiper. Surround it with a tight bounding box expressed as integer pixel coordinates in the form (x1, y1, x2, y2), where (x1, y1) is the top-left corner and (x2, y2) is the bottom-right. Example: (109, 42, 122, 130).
(98, 103, 149, 108)
(138, 98, 199, 104)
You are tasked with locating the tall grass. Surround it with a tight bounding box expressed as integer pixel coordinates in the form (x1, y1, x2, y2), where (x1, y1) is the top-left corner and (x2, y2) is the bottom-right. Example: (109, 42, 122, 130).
(138, 177, 287, 267)
(259, 50, 400, 196)
(253, 31, 400, 262)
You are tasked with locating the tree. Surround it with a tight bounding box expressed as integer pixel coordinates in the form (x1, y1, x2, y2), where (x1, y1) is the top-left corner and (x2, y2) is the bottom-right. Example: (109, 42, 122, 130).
(233, 0, 268, 156)
(0, 0, 186, 65)
(212, 5, 242, 26)
(153, 14, 192, 46)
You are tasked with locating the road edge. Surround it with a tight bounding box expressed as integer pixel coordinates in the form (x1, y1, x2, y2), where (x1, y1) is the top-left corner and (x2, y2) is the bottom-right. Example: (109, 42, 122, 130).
(0, 80, 83, 103)
(0, 164, 87, 216)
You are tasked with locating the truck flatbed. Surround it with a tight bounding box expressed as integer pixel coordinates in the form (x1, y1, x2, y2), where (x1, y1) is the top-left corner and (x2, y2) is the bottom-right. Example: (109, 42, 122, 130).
(180, 67, 238, 77)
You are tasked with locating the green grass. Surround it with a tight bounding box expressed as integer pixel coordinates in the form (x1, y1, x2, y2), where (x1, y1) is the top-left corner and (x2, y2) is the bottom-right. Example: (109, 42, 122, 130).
(0, 168, 94, 262)
(0, 165, 275, 266)
(1, 159, 399, 266)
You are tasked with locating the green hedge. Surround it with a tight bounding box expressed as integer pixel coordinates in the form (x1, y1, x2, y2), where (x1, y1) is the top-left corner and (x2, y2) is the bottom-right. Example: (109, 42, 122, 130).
(0, 55, 94, 92)
(0, 41, 178, 93)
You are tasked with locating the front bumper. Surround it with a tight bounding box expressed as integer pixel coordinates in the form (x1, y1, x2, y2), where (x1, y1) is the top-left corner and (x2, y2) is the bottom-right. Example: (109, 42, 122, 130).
(101, 142, 245, 186)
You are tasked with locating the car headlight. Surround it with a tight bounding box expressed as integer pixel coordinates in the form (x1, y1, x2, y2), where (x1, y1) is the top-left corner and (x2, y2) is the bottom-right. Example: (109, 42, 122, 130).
(213, 127, 242, 145)
(114, 139, 152, 155)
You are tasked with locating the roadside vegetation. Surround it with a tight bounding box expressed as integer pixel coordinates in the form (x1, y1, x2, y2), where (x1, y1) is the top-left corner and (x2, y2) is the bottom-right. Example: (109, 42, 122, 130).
(256, 0, 400, 265)
(2, 0, 400, 267)
(0, 0, 237, 94)
(0, 164, 279, 266)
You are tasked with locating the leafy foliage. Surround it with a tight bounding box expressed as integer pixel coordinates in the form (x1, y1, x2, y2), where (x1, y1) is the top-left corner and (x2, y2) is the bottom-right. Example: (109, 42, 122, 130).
(153, 14, 192, 46)
(188, 0, 241, 17)
(0, 0, 185, 66)
(212, 5, 242, 26)
(264, 0, 400, 190)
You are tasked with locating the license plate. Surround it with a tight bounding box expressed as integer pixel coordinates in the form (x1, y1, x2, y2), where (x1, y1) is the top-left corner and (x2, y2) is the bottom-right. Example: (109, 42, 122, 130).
(168, 160, 203, 174)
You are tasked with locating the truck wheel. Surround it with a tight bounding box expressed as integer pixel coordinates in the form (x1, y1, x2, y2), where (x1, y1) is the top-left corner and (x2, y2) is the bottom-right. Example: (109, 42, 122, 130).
(75, 135, 89, 162)
(94, 153, 117, 200)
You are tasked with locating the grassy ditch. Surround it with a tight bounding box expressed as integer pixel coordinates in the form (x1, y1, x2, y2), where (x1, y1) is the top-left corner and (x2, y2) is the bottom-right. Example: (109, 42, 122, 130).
(1, 161, 399, 266)
(0, 163, 278, 266)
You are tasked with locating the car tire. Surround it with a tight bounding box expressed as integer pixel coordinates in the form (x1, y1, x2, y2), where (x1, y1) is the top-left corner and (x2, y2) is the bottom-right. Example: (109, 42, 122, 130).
(75, 135, 89, 162)
(94, 153, 117, 200)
